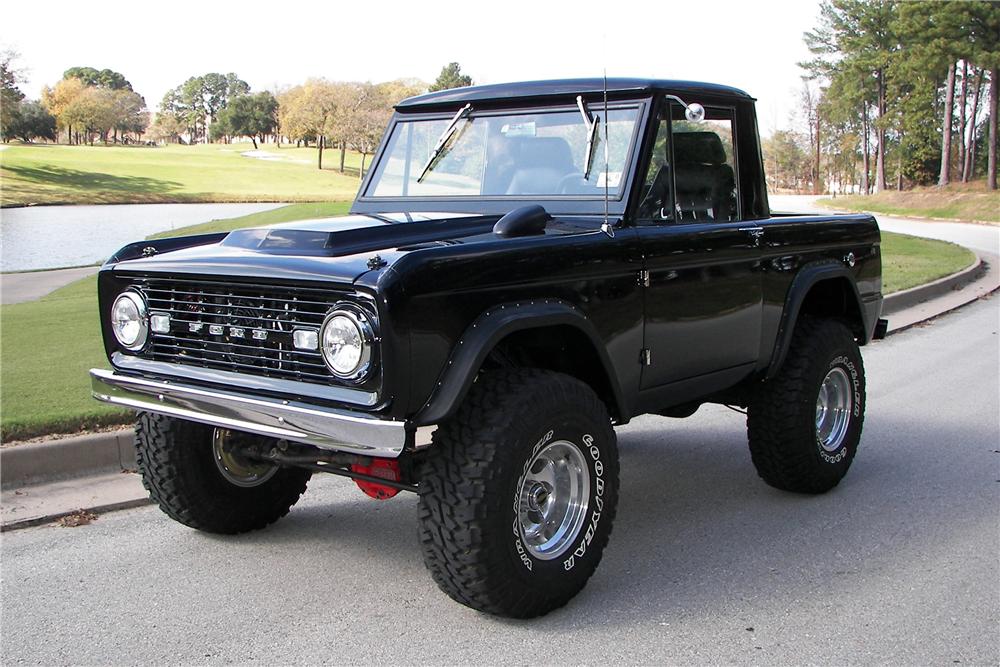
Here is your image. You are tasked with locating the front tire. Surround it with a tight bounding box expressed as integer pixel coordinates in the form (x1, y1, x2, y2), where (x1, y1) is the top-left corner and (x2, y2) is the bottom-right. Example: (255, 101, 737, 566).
(418, 369, 619, 618)
(135, 413, 311, 534)
(747, 318, 866, 493)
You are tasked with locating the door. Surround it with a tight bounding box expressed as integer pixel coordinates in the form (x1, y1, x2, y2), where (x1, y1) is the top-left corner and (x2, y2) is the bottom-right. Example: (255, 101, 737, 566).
(636, 101, 763, 390)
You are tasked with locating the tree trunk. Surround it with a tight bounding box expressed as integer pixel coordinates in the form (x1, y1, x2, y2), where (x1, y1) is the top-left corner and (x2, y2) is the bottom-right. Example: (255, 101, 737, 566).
(964, 68, 984, 182)
(814, 110, 821, 195)
(989, 68, 998, 191)
(958, 61, 968, 175)
(339, 141, 346, 173)
(876, 69, 887, 192)
(861, 102, 870, 195)
(317, 134, 324, 170)
(359, 153, 367, 182)
(896, 129, 904, 191)
(939, 61, 956, 186)
(251, 136, 258, 150)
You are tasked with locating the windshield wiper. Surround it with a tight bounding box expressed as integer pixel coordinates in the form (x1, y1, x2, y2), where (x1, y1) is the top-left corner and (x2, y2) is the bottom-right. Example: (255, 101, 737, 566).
(416, 103, 472, 183)
(576, 95, 601, 181)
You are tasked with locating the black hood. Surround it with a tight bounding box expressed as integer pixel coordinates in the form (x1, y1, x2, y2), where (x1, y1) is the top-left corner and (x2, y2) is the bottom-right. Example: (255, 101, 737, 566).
(108, 212, 497, 284)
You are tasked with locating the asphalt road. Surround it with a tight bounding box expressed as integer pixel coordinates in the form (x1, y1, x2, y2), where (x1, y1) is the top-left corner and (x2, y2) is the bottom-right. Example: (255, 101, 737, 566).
(3, 294, 997, 664)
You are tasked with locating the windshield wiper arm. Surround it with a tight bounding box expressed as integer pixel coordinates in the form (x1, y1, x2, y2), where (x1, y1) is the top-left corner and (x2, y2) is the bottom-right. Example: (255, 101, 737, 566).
(416, 103, 472, 183)
(576, 95, 601, 180)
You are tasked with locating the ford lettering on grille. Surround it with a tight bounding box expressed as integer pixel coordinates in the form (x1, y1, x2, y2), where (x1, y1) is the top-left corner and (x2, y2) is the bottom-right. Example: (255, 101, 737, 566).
(128, 278, 355, 385)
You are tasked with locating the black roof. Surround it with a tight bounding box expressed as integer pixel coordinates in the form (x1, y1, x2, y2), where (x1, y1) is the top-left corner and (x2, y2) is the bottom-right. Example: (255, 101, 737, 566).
(397, 78, 754, 109)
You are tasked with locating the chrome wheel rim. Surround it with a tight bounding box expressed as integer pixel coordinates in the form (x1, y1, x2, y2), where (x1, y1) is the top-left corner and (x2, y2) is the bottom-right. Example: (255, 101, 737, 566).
(816, 367, 852, 452)
(212, 428, 279, 488)
(517, 440, 590, 560)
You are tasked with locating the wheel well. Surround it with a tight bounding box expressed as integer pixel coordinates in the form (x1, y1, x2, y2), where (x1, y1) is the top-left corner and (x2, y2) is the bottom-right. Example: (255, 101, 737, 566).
(483, 325, 621, 422)
(798, 277, 865, 340)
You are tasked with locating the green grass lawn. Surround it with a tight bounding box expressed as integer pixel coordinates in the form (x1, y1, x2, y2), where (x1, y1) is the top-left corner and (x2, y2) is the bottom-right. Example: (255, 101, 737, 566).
(817, 182, 1000, 224)
(881, 231, 974, 293)
(0, 204, 976, 441)
(0, 142, 367, 206)
(0, 276, 132, 441)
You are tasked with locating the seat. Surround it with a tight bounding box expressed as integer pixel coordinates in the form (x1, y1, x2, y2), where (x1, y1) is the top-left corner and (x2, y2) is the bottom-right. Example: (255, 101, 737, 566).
(484, 136, 575, 195)
(672, 132, 736, 221)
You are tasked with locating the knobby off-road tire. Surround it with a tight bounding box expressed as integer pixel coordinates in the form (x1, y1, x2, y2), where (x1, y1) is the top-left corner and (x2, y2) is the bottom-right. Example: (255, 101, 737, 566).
(135, 412, 311, 534)
(747, 318, 866, 494)
(418, 369, 620, 618)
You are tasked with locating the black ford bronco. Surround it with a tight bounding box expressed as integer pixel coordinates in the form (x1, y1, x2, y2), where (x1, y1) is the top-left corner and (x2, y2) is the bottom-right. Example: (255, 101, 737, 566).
(91, 78, 887, 618)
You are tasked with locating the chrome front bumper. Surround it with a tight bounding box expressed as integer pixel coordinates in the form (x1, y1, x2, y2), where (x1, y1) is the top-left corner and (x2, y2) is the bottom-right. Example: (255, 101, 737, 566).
(90, 368, 407, 458)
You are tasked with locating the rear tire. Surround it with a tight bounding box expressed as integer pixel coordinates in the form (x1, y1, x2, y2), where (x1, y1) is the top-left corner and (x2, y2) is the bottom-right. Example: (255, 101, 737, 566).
(747, 318, 866, 493)
(418, 369, 619, 618)
(135, 413, 311, 534)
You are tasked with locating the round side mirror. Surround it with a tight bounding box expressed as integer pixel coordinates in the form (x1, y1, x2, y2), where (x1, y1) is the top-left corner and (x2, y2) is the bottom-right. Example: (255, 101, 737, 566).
(685, 103, 706, 123)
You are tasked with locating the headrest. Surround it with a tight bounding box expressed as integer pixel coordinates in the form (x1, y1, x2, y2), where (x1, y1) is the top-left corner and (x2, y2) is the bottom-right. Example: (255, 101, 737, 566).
(673, 132, 727, 166)
(503, 136, 574, 170)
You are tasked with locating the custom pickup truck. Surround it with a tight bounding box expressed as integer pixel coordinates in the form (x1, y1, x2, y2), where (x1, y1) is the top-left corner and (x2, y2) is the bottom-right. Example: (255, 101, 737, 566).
(91, 78, 887, 618)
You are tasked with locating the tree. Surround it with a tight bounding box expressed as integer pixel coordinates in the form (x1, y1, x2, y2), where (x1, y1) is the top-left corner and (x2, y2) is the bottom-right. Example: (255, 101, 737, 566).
(1, 49, 25, 141)
(989, 69, 998, 190)
(278, 79, 345, 168)
(345, 83, 396, 180)
(65, 87, 117, 144)
(41, 77, 86, 144)
(148, 112, 186, 144)
(63, 66, 133, 91)
(897, 2, 999, 188)
(429, 62, 472, 92)
(4, 100, 57, 142)
(803, 0, 898, 193)
(218, 92, 277, 149)
(965, 3, 1000, 189)
(41, 70, 148, 144)
(162, 72, 250, 143)
(109, 89, 149, 141)
(762, 130, 811, 191)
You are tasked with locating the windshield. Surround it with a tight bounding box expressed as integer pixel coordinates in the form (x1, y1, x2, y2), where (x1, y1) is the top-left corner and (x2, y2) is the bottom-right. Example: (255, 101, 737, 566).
(365, 105, 640, 199)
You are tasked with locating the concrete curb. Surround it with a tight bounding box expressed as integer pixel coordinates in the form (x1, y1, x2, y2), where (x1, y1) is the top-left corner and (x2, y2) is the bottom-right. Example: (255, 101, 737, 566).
(1, 496, 153, 533)
(1, 429, 136, 488)
(882, 253, 987, 315)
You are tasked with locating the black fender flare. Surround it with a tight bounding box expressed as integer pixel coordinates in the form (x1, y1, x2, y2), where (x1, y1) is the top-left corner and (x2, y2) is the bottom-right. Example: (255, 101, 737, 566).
(412, 299, 627, 425)
(766, 261, 868, 379)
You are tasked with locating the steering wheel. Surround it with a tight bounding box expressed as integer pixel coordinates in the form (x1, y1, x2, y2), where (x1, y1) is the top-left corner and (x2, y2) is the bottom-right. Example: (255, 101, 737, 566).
(557, 172, 589, 195)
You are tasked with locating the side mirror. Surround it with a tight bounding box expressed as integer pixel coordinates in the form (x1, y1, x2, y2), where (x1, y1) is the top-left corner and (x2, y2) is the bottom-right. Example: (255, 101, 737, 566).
(684, 103, 705, 123)
(664, 95, 706, 123)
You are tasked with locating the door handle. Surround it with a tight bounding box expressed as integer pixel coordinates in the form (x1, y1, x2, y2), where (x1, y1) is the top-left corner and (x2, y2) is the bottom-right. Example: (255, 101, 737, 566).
(739, 226, 764, 246)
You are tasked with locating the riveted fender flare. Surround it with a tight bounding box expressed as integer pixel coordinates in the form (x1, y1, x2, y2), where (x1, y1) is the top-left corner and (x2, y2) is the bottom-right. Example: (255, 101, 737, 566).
(766, 262, 869, 380)
(412, 299, 628, 426)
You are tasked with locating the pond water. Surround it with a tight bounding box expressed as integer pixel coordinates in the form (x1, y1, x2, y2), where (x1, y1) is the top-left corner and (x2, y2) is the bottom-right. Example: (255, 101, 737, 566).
(0, 203, 286, 272)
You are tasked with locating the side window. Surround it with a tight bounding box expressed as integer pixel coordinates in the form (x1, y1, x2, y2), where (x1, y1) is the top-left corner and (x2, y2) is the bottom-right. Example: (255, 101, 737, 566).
(636, 112, 673, 221)
(672, 106, 738, 222)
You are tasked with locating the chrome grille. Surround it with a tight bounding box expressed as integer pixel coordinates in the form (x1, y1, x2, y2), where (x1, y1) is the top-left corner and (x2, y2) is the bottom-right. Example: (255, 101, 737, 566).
(133, 278, 349, 385)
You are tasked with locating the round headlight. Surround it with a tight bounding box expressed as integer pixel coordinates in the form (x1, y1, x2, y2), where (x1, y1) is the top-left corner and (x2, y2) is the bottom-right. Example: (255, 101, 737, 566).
(320, 309, 373, 379)
(111, 290, 148, 351)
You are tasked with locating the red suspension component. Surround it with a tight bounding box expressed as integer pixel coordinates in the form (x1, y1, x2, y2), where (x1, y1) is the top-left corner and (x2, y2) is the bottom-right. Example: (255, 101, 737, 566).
(351, 458, 402, 500)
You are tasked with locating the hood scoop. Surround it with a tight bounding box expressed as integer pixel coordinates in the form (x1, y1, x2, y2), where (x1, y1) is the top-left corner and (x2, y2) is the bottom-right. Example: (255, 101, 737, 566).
(493, 205, 550, 237)
(218, 214, 496, 257)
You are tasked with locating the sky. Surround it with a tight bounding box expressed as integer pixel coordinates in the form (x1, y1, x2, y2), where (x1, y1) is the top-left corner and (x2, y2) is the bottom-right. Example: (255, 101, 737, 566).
(1, 0, 822, 137)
